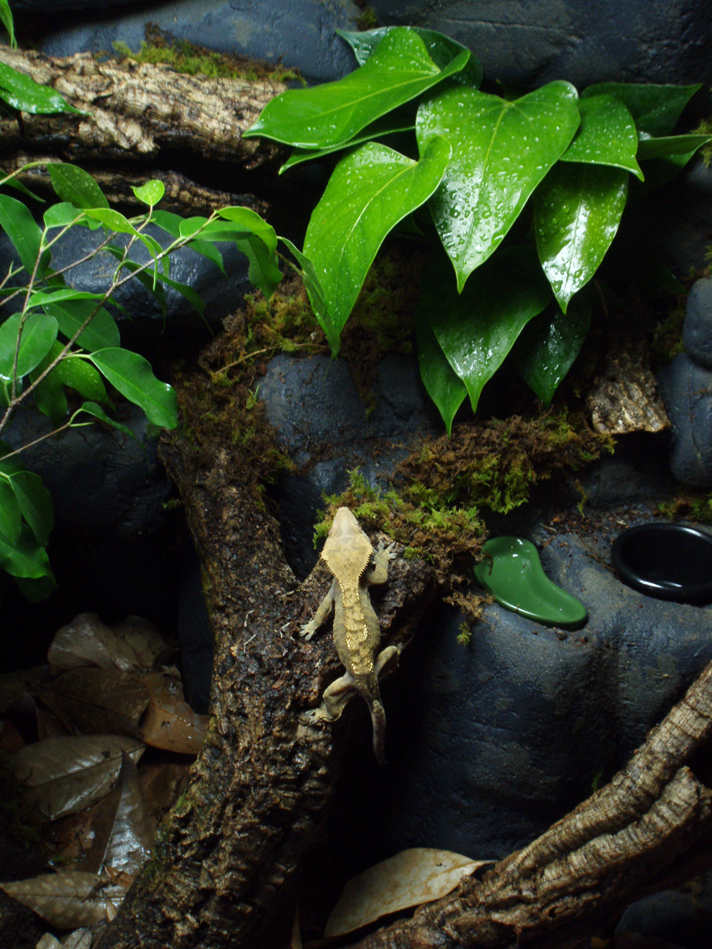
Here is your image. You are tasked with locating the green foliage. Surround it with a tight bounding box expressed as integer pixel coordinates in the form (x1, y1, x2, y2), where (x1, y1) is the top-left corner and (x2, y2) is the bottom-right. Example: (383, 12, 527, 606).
(244, 25, 709, 430)
(0, 4, 283, 600)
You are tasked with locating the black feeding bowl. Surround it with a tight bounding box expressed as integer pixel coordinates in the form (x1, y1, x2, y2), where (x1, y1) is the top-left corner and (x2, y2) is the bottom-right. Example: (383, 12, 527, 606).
(611, 523, 712, 603)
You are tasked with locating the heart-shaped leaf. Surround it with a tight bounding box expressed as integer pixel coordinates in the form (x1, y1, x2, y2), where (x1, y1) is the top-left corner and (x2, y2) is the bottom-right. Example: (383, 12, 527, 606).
(535, 162, 628, 311)
(417, 82, 580, 290)
(513, 295, 592, 403)
(427, 246, 552, 412)
(245, 27, 468, 148)
(302, 137, 451, 352)
(561, 95, 643, 180)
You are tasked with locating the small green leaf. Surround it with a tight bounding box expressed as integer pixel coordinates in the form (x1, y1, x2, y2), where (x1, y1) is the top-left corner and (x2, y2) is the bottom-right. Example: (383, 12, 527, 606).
(235, 237, 281, 301)
(0, 192, 46, 275)
(152, 210, 183, 237)
(337, 25, 483, 88)
(87, 348, 178, 429)
(0, 0, 16, 48)
(0, 478, 22, 545)
(48, 163, 109, 209)
(245, 27, 468, 148)
(278, 239, 334, 345)
(561, 95, 643, 180)
(581, 82, 701, 136)
(31, 364, 68, 425)
(9, 470, 53, 546)
(188, 239, 225, 274)
(132, 180, 165, 207)
(302, 137, 452, 353)
(535, 162, 628, 312)
(28, 288, 106, 310)
(512, 296, 592, 404)
(0, 61, 84, 115)
(44, 202, 86, 229)
(51, 299, 121, 351)
(55, 355, 109, 404)
(216, 207, 278, 253)
(637, 132, 712, 161)
(427, 246, 552, 413)
(72, 401, 139, 442)
(83, 208, 139, 235)
(0, 523, 54, 580)
(414, 294, 467, 436)
(0, 312, 58, 382)
(417, 82, 580, 290)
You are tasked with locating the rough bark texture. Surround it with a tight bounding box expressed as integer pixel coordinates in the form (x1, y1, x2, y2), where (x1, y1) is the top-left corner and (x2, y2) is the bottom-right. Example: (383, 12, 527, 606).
(0, 47, 284, 168)
(345, 657, 712, 949)
(95, 438, 435, 949)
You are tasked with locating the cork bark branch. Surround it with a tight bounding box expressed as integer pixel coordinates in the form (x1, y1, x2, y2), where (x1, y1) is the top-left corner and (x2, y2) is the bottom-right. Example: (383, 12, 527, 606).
(0, 46, 284, 169)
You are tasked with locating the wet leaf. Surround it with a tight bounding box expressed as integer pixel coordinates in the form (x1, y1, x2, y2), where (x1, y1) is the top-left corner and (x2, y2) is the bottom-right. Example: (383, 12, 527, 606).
(132, 179, 165, 207)
(47, 613, 168, 673)
(0, 871, 129, 928)
(636, 132, 712, 161)
(245, 27, 468, 148)
(325, 848, 491, 937)
(48, 164, 109, 210)
(40, 667, 150, 739)
(416, 82, 580, 289)
(512, 295, 592, 404)
(561, 95, 643, 179)
(534, 162, 628, 311)
(302, 137, 451, 352)
(0, 312, 58, 382)
(427, 246, 551, 412)
(414, 277, 467, 435)
(140, 672, 208, 754)
(0, 61, 84, 115)
(10, 734, 145, 820)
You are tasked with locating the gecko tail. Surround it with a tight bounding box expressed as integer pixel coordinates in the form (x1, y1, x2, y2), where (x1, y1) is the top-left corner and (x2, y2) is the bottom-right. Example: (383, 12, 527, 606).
(370, 698, 387, 766)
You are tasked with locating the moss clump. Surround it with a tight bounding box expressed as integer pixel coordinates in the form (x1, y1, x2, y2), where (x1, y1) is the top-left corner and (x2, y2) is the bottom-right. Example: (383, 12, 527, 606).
(658, 492, 712, 524)
(113, 23, 304, 85)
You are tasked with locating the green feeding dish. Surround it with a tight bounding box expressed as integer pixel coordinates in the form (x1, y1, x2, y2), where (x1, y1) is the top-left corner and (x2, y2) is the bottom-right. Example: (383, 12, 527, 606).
(474, 536, 587, 630)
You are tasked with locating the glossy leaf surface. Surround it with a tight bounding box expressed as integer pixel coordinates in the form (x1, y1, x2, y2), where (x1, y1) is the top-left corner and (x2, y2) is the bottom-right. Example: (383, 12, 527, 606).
(581, 82, 701, 136)
(132, 179, 165, 207)
(535, 162, 628, 311)
(302, 137, 451, 352)
(0, 192, 45, 275)
(0, 61, 84, 114)
(0, 312, 58, 382)
(48, 164, 109, 209)
(88, 348, 178, 429)
(56, 355, 110, 403)
(337, 25, 482, 88)
(561, 95, 643, 179)
(417, 82, 580, 289)
(51, 299, 121, 351)
(414, 272, 467, 435)
(245, 28, 468, 148)
(428, 246, 551, 412)
(513, 296, 592, 404)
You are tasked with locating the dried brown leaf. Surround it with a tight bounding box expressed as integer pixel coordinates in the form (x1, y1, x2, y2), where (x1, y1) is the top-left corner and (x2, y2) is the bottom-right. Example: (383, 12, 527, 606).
(0, 666, 51, 712)
(140, 673, 207, 754)
(325, 848, 492, 938)
(47, 613, 168, 674)
(0, 870, 130, 928)
(10, 735, 145, 821)
(40, 668, 150, 739)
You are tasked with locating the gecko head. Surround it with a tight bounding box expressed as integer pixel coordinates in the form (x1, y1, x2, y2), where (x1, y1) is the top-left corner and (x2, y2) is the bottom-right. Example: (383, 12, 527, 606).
(330, 507, 361, 538)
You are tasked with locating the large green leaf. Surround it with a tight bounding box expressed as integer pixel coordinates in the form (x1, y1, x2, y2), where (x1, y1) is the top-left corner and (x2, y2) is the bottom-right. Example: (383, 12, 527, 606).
(51, 299, 121, 351)
(337, 25, 483, 88)
(279, 110, 416, 173)
(414, 285, 467, 435)
(9, 470, 53, 546)
(512, 295, 592, 404)
(302, 137, 452, 353)
(417, 82, 580, 290)
(0, 61, 84, 115)
(427, 246, 552, 413)
(0, 523, 54, 580)
(87, 348, 178, 429)
(561, 95, 643, 180)
(0, 192, 46, 275)
(534, 162, 628, 311)
(0, 312, 58, 382)
(581, 82, 701, 136)
(0, 478, 21, 545)
(48, 163, 109, 209)
(244, 28, 468, 149)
